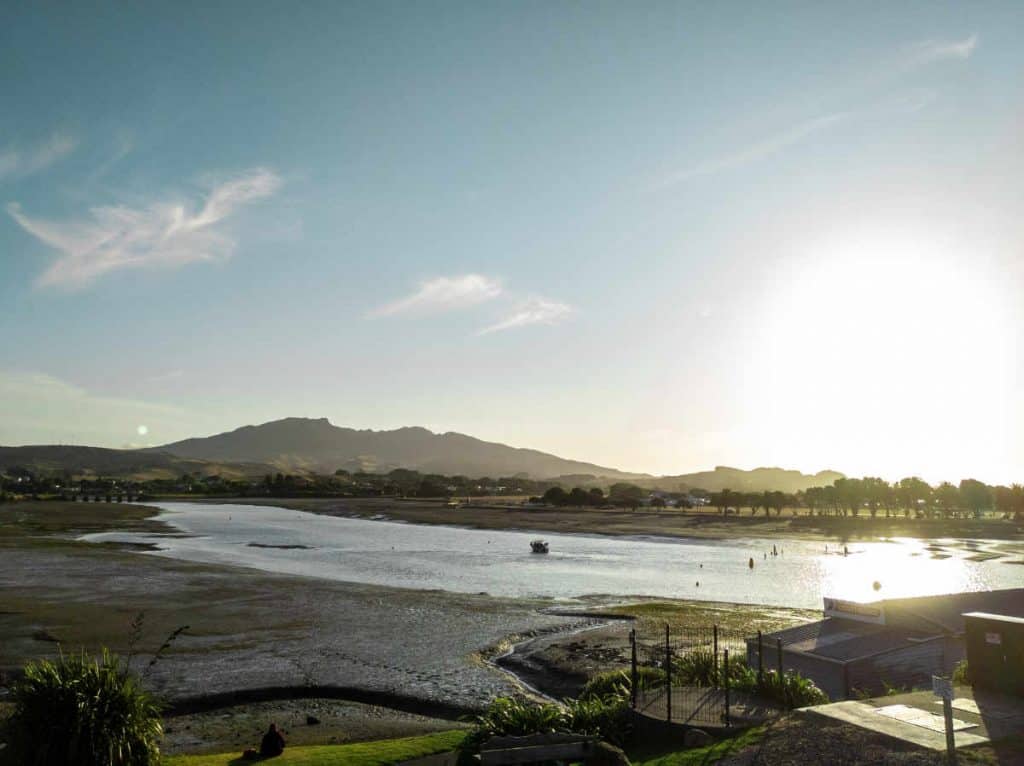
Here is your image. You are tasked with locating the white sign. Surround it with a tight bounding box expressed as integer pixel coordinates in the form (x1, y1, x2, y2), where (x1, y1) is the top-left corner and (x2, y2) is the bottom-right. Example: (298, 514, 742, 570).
(932, 676, 953, 700)
(985, 632, 1002, 645)
(823, 597, 886, 625)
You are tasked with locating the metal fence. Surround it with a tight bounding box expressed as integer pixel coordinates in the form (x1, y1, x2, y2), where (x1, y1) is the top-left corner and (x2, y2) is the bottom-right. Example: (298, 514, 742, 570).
(630, 625, 751, 728)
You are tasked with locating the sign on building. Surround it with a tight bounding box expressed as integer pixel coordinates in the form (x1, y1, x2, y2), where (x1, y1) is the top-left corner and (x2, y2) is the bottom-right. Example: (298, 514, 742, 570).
(823, 597, 886, 625)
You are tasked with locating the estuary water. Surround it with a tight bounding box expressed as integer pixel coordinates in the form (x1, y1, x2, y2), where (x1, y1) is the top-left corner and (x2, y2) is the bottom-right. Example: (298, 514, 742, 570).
(84, 502, 1024, 608)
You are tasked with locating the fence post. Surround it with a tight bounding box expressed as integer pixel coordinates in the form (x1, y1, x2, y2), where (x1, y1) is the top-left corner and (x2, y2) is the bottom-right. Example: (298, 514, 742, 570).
(665, 623, 672, 723)
(777, 638, 784, 677)
(630, 628, 638, 709)
(757, 630, 764, 684)
(713, 624, 719, 679)
(723, 649, 731, 728)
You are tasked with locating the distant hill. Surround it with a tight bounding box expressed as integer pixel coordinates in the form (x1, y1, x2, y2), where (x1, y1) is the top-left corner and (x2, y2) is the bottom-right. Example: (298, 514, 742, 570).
(154, 417, 649, 480)
(1, 421, 845, 491)
(639, 466, 845, 493)
(0, 445, 272, 480)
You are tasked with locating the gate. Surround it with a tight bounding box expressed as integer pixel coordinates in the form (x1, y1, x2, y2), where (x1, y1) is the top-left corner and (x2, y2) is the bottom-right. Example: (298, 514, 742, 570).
(631, 624, 750, 728)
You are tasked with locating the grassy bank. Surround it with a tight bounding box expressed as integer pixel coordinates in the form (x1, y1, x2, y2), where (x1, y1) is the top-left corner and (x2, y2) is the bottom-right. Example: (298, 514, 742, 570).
(596, 600, 818, 636)
(0, 500, 166, 543)
(163, 730, 465, 766)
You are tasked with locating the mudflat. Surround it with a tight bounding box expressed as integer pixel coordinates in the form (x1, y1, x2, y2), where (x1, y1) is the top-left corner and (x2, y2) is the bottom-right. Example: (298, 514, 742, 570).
(0, 502, 591, 713)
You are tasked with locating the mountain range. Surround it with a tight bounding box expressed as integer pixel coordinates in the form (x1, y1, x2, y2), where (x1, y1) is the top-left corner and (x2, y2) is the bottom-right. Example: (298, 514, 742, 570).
(0, 416, 843, 491)
(153, 417, 646, 480)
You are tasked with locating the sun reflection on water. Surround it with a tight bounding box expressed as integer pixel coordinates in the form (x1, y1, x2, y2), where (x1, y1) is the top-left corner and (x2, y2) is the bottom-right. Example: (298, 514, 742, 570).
(818, 538, 987, 602)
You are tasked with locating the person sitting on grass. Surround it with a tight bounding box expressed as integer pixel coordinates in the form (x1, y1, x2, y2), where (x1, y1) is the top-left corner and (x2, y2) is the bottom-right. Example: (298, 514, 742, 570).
(259, 723, 286, 758)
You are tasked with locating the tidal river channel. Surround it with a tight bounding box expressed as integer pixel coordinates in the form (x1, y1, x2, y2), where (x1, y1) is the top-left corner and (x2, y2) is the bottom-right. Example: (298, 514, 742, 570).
(84, 502, 1024, 608)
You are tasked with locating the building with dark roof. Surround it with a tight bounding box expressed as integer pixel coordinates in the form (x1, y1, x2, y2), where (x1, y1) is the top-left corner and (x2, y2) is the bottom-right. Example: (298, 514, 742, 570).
(748, 588, 1024, 699)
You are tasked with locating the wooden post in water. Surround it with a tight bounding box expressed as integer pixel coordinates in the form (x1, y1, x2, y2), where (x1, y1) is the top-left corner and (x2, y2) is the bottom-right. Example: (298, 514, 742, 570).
(777, 638, 784, 676)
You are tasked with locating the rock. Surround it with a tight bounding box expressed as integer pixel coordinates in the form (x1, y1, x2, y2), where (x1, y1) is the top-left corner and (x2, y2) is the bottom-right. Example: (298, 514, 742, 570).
(587, 740, 630, 765)
(306, 715, 320, 726)
(683, 728, 713, 747)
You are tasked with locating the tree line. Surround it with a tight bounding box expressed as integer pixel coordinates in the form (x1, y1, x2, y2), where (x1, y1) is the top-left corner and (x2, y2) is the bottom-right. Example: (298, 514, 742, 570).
(711, 476, 1024, 520)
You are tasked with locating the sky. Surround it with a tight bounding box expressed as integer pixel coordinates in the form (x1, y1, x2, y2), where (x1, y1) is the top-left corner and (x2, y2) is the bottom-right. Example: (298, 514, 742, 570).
(2, 2, 1022, 484)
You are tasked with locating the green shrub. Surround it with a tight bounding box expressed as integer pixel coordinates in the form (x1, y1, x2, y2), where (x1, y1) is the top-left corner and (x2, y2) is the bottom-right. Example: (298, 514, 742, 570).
(459, 697, 564, 757)
(671, 651, 753, 688)
(735, 669, 828, 709)
(579, 670, 631, 702)
(952, 660, 970, 685)
(562, 696, 632, 747)
(458, 694, 632, 761)
(579, 667, 665, 702)
(7, 649, 163, 766)
(672, 649, 720, 686)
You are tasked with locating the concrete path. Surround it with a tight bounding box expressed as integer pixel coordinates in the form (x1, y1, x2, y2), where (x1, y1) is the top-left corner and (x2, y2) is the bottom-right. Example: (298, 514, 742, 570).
(802, 687, 1024, 751)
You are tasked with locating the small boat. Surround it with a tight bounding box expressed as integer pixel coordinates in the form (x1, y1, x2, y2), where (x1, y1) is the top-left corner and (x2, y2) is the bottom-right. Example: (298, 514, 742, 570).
(530, 539, 550, 554)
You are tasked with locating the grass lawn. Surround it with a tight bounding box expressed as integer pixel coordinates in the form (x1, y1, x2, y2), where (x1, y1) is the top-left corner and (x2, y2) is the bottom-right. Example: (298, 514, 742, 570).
(164, 730, 466, 766)
(629, 726, 766, 766)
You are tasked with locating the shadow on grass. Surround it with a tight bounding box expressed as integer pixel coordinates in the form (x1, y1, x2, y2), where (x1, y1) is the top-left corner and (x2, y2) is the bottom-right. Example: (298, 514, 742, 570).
(627, 725, 767, 766)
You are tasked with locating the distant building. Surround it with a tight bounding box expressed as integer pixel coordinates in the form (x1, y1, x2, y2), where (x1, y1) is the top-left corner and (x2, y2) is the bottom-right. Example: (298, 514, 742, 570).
(748, 588, 1024, 699)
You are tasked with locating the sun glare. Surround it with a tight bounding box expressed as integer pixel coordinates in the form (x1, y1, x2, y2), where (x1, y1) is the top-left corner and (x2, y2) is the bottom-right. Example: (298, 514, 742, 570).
(818, 540, 984, 602)
(747, 229, 1018, 482)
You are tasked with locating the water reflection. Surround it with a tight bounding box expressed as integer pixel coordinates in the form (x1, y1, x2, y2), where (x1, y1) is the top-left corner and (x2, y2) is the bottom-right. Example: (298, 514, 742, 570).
(82, 503, 1021, 609)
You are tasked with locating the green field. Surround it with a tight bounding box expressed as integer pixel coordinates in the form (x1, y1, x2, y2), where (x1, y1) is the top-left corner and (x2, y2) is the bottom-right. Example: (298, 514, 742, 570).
(164, 730, 466, 766)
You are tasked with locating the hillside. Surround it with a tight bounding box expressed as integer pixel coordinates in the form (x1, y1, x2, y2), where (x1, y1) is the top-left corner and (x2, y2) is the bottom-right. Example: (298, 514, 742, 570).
(0, 445, 272, 480)
(155, 417, 649, 480)
(1, 422, 844, 491)
(640, 466, 845, 493)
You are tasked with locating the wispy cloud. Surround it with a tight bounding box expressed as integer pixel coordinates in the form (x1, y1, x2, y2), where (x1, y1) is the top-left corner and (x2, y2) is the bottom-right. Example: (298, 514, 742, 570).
(659, 34, 977, 189)
(903, 33, 978, 68)
(370, 274, 503, 317)
(147, 369, 184, 383)
(8, 167, 281, 289)
(478, 297, 573, 335)
(0, 133, 77, 180)
(660, 113, 846, 187)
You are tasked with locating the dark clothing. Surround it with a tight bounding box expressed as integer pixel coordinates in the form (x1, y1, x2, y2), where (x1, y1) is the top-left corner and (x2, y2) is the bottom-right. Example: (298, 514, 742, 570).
(260, 729, 285, 758)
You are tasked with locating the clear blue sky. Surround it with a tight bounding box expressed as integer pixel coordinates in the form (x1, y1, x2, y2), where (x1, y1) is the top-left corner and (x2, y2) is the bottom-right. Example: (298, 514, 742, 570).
(2, 2, 1022, 483)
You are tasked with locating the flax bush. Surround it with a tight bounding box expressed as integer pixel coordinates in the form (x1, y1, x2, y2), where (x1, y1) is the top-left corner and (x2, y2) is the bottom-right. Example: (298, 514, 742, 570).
(7, 649, 162, 766)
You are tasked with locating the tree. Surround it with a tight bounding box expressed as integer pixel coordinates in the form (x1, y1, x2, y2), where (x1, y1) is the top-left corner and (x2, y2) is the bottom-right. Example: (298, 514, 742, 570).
(567, 487, 591, 507)
(833, 478, 863, 516)
(1012, 485, 1024, 522)
(959, 479, 992, 519)
(994, 485, 1014, 518)
(608, 483, 645, 508)
(588, 487, 605, 505)
(935, 482, 960, 518)
(861, 477, 891, 518)
(710, 488, 737, 514)
(896, 477, 931, 518)
(542, 486, 568, 505)
(803, 487, 822, 516)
